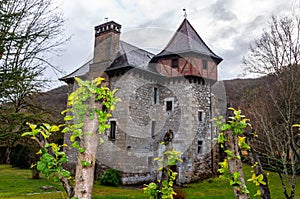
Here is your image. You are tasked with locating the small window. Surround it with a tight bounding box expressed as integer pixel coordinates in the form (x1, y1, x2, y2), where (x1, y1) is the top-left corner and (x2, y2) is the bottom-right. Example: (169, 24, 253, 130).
(127, 146, 132, 151)
(153, 87, 158, 104)
(148, 156, 153, 165)
(198, 111, 204, 122)
(171, 58, 178, 68)
(203, 60, 208, 69)
(166, 101, 173, 111)
(198, 140, 203, 154)
(110, 121, 116, 140)
(151, 121, 156, 138)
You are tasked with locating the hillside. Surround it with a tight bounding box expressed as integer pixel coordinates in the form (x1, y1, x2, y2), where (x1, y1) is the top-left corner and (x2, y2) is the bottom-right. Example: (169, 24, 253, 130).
(224, 77, 265, 108)
(35, 85, 69, 123)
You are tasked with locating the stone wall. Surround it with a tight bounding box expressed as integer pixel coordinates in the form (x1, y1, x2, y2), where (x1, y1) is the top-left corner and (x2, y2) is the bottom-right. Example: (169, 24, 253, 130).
(93, 68, 216, 184)
(63, 66, 220, 185)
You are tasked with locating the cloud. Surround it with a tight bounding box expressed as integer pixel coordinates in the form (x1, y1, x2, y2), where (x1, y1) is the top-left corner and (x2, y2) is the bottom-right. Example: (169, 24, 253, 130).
(209, 0, 237, 21)
(46, 0, 298, 89)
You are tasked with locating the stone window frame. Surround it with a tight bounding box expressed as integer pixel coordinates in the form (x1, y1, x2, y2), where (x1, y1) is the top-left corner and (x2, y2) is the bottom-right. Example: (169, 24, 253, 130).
(153, 87, 158, 105)
(151, 120, 156, 138)
(164, 97, 174, 112)
(109, 119, 117, 140)
(197, 140, 203, 154)
(198, 110, 204, 123)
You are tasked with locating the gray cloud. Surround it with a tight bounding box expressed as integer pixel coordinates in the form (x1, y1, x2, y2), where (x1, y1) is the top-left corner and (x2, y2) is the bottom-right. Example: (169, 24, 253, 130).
(218, 26, 238, 39)
(210, 0, 237, 21)
(46, 0, 297, 89)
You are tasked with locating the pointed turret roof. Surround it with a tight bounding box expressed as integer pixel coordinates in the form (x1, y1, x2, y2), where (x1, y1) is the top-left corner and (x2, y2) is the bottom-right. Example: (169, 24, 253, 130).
(151, 19, 222, 64)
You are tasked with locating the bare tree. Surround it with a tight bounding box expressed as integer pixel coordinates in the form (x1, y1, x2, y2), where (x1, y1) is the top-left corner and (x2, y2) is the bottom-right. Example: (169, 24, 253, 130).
(0, 0, 67, 104)
(0, 0, 68, 163)
(243, 13, 300, 199)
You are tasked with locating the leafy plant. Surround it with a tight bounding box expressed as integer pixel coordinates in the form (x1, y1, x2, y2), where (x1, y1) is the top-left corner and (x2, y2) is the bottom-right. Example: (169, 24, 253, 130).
(99, 169, 121, 187)
(155, 149, 183, 171)
(61, 77, 119, 154)
(22, 123, 70, 182)
(144, 168, 178, 199)
(144, 145, 182, 199)
(144, 182, 159, 199)
(214, 108, 269, 198)
(22, 77, 120, 198)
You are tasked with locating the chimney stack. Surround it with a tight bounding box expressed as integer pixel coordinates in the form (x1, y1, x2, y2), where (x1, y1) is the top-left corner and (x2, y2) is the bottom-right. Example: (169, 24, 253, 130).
(93, 21, 121, 65)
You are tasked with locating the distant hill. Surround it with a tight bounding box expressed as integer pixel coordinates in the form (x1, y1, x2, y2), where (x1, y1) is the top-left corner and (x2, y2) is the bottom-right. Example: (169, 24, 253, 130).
(224, 77, 265, 108)
(35, 85, 69, 123)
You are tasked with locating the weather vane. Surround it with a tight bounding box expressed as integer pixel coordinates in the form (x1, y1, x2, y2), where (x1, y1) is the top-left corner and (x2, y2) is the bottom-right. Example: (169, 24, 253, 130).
(104, 17, 108, 22)
(183, 8, 187, 18)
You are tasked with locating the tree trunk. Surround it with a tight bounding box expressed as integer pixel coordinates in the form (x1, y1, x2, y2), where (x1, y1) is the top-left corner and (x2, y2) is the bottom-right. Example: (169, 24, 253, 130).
(74, 98, 99, 199)
(246, 132, 271, 199)
(31, 167, 40, 179)
(5, 147, 11, 164)
(250, 152, 271, 199)
(60, 176, 75, 199)
(157, 142, 173, 199)
(225, 130, 249, 199)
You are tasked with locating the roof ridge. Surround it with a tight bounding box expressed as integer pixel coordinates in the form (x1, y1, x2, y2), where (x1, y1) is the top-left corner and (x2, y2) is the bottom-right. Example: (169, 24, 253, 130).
(120, 40, 155, 56)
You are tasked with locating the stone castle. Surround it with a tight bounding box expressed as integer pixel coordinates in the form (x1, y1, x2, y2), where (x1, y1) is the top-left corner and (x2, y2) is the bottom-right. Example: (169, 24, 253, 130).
(60, 18, 226, 185)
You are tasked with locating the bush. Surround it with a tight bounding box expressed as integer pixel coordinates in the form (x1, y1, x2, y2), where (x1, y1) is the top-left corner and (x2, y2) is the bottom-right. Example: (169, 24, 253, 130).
(10, 144, 31, 168)
(99, 169, 121, 187)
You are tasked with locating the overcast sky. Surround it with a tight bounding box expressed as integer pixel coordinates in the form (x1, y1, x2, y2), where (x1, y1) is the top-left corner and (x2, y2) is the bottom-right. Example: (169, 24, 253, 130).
(48, 0, 298, 89)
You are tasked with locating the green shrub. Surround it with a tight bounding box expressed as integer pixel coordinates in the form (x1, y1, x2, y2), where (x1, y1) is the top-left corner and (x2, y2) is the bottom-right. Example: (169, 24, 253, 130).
(10, 144, 31, 168)
(99, 169, 121, 187)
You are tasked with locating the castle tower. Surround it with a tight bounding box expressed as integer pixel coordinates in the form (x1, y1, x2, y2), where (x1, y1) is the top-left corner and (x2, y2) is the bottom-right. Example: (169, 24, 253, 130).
(150, 19, 222, 82)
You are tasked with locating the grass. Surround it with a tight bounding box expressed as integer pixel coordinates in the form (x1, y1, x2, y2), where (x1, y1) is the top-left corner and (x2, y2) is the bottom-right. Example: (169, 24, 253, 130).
(182, 165, 300, 199)
(0, 164, 66, 199)
(1, 164, 300, 198)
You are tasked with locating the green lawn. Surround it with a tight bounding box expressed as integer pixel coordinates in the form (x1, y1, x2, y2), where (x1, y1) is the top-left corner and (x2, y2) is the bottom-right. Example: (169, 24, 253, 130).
(1, 164, 300, 198)
(0, 164, 66, 199)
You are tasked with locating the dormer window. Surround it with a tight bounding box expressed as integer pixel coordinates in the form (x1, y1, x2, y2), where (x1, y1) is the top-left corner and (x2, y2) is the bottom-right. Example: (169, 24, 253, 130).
(171, 58, 178, 68)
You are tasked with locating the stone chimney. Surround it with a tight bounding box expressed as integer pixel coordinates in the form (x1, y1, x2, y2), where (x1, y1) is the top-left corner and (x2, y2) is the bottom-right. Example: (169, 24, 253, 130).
(93, 21, 121, 64)
(88, 21, 121, 79)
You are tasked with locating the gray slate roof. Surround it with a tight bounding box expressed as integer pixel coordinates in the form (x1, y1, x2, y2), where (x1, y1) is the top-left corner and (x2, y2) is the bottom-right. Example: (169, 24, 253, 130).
(151, 19, 222, 64)
(59, 59, 92, 81)
(60, 19, 222, 82)
(60, 41, 158, 82)
(106, 41, 158, 74)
